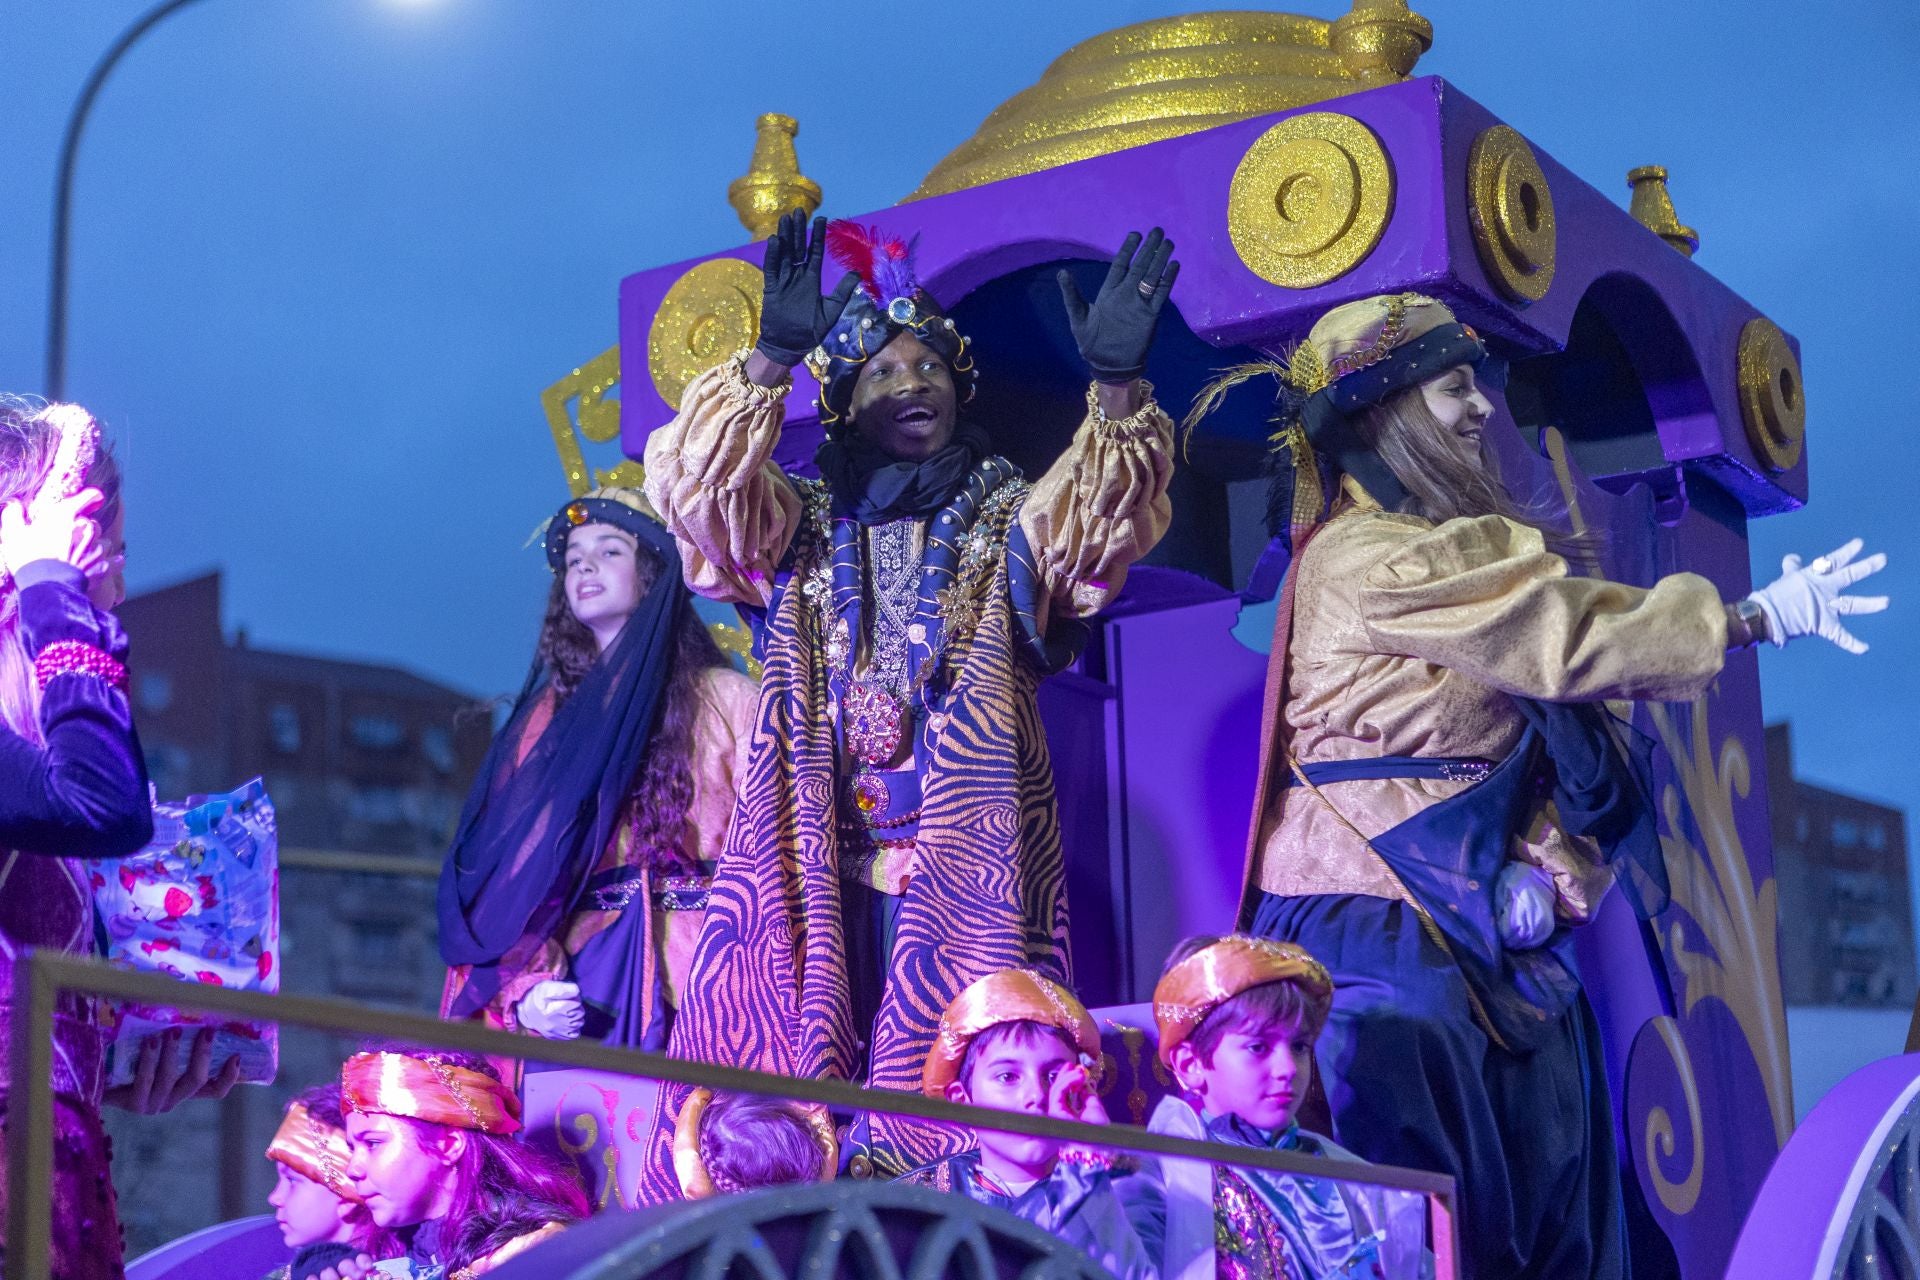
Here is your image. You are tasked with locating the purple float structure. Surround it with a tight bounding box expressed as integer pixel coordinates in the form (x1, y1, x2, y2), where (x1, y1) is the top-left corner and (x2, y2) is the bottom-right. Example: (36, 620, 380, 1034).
(615, 63, 1833, 1280)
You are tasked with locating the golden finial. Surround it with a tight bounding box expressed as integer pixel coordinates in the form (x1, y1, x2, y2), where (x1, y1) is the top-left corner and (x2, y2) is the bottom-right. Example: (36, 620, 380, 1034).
(728, 113, 822, 239)
(1627, 165, 1700, 257)
(1330, 0, 1433, 83)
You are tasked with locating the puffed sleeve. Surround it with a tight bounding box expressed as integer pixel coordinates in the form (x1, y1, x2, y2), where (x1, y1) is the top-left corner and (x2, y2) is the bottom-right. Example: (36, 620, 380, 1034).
(1017, 386, 1176, 618)
(1358, 514, 1728, 703)
(686, 665, 759, 864)
(0, 560, 152, 857)
(642, 355, 805, 607)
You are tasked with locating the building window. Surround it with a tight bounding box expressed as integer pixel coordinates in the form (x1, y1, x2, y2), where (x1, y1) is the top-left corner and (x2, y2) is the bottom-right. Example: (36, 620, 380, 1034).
(348, 714, 405, 751)
(1833, 818, 1861, 849)
(136, 672, 173, 713)
(421, 725, 455, 775)
(346, 785, 407, 825)
(269, 703, 301, 754)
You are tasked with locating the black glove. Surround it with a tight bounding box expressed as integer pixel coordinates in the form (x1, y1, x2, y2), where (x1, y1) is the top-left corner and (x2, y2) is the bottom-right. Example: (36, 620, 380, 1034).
(755, 210, 860, 368)
(1057, 228, 1180, 384)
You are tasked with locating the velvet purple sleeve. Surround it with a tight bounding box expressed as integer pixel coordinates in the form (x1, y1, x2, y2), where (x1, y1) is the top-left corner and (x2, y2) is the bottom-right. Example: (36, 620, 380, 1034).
(0, 560, 153, 857)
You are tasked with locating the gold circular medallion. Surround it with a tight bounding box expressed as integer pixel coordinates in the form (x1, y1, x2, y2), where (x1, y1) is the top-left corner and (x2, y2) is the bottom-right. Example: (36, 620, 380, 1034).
(1736, 317, 1805, 473)
(1467, 125, 1557, 303)
(647, 258, 764, 409)
(1228, 112, 1393, 288)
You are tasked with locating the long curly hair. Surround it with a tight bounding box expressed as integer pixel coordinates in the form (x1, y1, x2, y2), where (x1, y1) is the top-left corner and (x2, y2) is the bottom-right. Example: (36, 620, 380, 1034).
(535, 536, 728, 873)
(0, 398, 123, 743)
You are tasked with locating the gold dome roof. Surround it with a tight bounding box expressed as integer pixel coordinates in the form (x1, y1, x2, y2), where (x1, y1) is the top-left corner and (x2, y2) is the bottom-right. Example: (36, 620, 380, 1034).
(909, 2, 1432, 201)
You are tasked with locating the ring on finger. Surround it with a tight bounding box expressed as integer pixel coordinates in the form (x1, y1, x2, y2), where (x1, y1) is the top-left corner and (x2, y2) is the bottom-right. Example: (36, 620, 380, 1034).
(1136, 279, 1157, 298)
(1811, 557, 1833, 574)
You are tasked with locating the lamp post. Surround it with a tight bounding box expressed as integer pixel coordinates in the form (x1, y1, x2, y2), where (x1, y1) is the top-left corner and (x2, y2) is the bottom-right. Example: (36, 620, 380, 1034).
(44, 0, 210, 401)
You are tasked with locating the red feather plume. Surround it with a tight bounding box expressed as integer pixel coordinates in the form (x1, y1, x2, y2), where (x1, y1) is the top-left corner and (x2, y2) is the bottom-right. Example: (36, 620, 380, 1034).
(826, 220, 916, 305)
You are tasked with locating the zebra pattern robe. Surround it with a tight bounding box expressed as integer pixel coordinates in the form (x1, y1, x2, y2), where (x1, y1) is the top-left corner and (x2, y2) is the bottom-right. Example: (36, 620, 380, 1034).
(636, 356, 1174, 1194)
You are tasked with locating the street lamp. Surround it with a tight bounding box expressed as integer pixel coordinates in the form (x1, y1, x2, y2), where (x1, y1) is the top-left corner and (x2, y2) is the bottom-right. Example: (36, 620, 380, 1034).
(44, 0, 212, 401)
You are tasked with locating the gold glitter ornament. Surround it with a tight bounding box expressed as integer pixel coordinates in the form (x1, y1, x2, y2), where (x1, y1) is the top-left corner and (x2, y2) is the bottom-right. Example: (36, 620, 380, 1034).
(727, 113, 822, 239)
(1467, 125, 1556, 303)
(1228, 111, 1393, 288)
(1627, 165, 1700, 257)
(1735, 317, 1805, 473)
(648, 259, 764, 409)
(540, 344, 622, 497)
(911, 5, 1431, 200)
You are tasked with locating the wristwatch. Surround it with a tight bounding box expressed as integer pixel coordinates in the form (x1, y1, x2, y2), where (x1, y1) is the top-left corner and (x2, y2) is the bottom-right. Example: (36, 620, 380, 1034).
(1726, 597, 1770, 650)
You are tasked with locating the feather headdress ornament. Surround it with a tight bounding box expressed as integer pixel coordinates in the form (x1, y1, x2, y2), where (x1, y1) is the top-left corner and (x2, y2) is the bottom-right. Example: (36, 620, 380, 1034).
(826, 220, 921, 323)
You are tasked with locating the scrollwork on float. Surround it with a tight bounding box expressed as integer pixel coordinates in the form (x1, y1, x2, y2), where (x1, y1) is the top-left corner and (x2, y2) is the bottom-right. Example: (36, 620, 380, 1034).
(1650, 699, 1796, 1151)
(1643, 1015, 1707, 1216)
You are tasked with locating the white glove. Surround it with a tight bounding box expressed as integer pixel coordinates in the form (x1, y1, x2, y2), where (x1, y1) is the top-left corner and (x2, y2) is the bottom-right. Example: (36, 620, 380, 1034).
(1747, 538, 1888, 655)
(1495, 863, 1556, 950)
(516, 979, 584, 1039)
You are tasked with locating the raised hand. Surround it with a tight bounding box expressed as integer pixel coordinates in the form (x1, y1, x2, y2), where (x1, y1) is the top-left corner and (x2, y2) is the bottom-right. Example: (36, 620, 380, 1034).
(1747, 537, 1889, 654)
(0, 486, 105, 579)
(755, 209, 860, 369)
(1057, 228, 1181, 384)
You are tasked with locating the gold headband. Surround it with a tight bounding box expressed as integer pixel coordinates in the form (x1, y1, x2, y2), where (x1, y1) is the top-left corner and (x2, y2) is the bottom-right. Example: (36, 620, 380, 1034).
(267, 1101, 364, 1203)
(671, 1088, 838, 1200)
(1152, 937, 1332, 1066)
(340, 1052, 522, 1136)
(921, 968, 1101, 1097)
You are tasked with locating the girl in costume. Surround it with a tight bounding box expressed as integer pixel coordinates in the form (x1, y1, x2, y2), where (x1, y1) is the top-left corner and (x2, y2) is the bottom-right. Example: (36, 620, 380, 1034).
(438, 487, 755, 1050)
(640, 211, 1179, 1180)
(1201, 293, 1887, 1280)
(263, 1085, 399, 1280)
(339, 1049, 587, 1279)
(0, 399, 238, 1280)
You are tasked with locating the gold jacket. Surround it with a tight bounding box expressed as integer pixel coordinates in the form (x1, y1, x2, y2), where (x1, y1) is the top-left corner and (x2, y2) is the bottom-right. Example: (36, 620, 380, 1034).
(1255, 480, 1728, 919)
(640, 354, 1175, 624)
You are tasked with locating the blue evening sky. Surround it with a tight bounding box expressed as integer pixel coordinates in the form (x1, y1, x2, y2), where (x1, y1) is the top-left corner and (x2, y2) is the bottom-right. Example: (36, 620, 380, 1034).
(5, 1, 1916, 832)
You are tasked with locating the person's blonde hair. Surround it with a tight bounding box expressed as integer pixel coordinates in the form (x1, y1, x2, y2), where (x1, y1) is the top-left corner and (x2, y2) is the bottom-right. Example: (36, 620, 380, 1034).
(0, 398, 122, 743)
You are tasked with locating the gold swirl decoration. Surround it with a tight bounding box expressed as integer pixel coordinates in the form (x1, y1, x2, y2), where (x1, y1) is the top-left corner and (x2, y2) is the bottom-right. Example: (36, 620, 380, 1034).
(1649, 700, 1796, 1151)
(647, 259, 763, 410)
(1736, 317, 1805, 473)
(541, 345, 623, 496)
(1643, 1015, 1706, 1216)
(1228, 112, 1392, 287)
(1542, 430, 1794, 1207)
(910, 4, 1430, 200)
(1467, 125, 1556, 303)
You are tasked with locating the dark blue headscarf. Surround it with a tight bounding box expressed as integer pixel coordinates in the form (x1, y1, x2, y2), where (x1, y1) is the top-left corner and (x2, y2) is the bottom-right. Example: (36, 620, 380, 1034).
(438, 495, 687, 1015)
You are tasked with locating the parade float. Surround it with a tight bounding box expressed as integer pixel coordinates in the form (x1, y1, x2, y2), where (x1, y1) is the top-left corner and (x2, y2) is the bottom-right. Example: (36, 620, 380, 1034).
(521, 3, 1909, 1276)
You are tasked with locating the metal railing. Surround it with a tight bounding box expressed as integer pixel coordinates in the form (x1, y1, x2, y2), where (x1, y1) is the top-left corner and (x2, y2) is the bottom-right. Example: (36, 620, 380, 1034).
(6, 950, 1459, 1280)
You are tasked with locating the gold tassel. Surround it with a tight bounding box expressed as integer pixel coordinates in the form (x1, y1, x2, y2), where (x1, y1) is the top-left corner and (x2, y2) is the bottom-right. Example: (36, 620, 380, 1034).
(1285, 424, 1325, 538)
(1178, 359, 1291, 461)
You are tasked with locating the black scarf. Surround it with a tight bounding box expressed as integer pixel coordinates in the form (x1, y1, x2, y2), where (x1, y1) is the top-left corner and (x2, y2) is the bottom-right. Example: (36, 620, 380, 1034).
(815, 419, 991, 523)
(436, 519, 685, 1015)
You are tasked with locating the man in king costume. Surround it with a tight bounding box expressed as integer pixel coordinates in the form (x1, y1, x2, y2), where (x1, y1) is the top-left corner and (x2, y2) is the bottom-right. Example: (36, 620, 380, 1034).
(640, 212, 1180, 1183)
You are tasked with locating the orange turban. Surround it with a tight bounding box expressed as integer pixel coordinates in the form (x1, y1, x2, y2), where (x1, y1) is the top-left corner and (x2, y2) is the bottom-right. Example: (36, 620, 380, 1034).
(266, 1101, 363, 1203)
(1152, 937, 1333, 1067)
(340, 1051, 522, 1136)
(921, 968, 1100, 1097)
